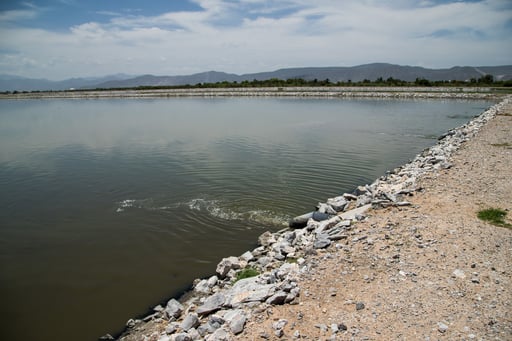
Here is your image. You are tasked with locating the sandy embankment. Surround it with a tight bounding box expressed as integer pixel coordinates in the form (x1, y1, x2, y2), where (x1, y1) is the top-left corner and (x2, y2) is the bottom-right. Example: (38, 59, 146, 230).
(237, 96, 512, 340)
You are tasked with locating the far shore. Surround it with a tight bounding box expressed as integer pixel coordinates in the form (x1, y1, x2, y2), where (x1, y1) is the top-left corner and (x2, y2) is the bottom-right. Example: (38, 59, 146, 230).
(0, 86, 509, 100)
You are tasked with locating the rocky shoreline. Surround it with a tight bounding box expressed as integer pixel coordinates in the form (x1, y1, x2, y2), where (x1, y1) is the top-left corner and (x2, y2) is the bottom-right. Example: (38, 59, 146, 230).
(108, 95, 511, 341)
(0, 86, 504, 100)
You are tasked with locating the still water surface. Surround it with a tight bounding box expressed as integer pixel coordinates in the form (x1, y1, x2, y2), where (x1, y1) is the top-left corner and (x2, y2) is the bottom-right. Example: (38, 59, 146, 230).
(0, 97, 492, 340)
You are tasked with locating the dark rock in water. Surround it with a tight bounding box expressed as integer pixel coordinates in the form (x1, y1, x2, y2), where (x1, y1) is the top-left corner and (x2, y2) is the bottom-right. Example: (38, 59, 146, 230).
(289, 210, 333, 228)
(438, 130, 455, 140)
(312, 211, 331, 222)
(289, 211, 314, 228)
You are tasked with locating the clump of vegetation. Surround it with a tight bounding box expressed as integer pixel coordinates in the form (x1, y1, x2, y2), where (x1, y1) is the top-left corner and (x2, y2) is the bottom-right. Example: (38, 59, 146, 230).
(234, 267, 260, 282)
(477, 208, 511, 228)
(490, 142, 512, 148)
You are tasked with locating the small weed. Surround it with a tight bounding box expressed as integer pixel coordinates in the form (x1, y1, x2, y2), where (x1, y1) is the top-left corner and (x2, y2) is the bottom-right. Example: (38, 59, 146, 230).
(490, 142, 512, 148)
(497, 113, 512, 117)
(234, 267, 259, 283)
(286, 257, 298, 264)
(477, 208, 511, 228)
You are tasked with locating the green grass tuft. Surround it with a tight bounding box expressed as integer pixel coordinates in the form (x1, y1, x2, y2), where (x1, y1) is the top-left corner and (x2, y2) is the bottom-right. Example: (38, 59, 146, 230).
(477, 208, 511, 228)
(490, 142, 512, 148)
(234, 267, 260, 282)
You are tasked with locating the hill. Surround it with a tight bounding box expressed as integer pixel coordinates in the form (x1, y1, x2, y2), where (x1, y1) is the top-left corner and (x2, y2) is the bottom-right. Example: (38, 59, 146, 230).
(2, 64, 511, 91)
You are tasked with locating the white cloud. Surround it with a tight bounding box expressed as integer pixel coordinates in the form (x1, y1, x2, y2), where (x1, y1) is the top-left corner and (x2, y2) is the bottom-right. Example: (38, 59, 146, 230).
(0, 8, 37, 22)
(0, 0, 510, 79)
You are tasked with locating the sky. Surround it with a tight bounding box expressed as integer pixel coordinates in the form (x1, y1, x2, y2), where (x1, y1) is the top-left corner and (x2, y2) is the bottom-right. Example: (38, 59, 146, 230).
(0, 0, 511, 80)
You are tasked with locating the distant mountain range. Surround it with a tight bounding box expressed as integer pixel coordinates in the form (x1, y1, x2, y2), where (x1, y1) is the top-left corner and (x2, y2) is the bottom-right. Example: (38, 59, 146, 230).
(0, 73, 136, 92)
(2, 63, 512, 91)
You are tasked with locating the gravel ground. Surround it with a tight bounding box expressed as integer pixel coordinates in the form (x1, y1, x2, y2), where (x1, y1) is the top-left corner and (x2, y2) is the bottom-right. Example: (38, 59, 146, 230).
(238, 100, 512, 340)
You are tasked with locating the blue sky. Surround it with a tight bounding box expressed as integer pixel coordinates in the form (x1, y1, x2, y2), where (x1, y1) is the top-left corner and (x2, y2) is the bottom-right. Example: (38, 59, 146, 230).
(0, 0, 511, 80)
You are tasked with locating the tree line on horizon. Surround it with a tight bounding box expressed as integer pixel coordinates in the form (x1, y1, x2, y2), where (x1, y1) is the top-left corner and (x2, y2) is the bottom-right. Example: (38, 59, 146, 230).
(4, 74, 511, 94)
(104, 74, 511, 91)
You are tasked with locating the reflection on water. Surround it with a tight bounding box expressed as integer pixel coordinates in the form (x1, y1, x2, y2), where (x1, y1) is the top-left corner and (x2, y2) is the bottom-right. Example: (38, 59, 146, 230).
(0, 97, 493, 340)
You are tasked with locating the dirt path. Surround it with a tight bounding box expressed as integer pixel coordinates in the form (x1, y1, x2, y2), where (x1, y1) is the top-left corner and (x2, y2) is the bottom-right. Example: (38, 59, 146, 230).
(238, 100, 512, 340)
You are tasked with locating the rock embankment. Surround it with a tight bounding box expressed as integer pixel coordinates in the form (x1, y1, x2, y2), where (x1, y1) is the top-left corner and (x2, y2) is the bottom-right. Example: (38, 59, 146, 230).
(113, 95, 511, 341)
(1, 87, 502, 100)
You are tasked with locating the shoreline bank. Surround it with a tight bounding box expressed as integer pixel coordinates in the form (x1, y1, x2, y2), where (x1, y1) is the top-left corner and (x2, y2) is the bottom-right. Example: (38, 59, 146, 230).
(112, 96, 512, 341)
(0, 86, 507, 100)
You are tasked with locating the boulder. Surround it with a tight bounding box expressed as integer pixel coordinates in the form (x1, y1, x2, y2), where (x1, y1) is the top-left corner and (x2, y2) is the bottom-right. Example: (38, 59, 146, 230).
(207, 275, 218, 288)
(334, 220, 351, 228)
(197, 315, 225, 336)
(326, 196, 349, 211)
(172, 333, 191, 341)
(356, 195, 372, 207)
(289, 212, 314, 228)
(223, 309, 246, 335)
(312, 211, 331, 221)
(187, 328, 201, 340)
(314, 233, 332, 249)
(216, 256, 242, 278)
(342, 193, 358, 201)
(226, 276, 276, 307)
(240, 251, 254, 262)
(197, 293, 226, 316)
(339, 204, 371, 220)
(166, 322, 180, 334)
(165, 299, 184, 320)
(205, 327, 231, 341)
(258, 231, 276, 246)
(266, 291, 288, 305)
(317, 202, 337, 215)
(315, 215, 341, 234)
(180, 313, 200, 331)
(194, 279, 211, 294)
